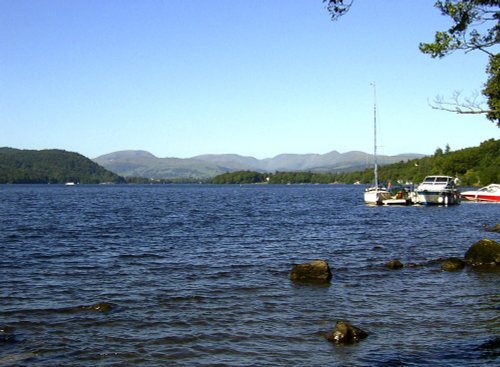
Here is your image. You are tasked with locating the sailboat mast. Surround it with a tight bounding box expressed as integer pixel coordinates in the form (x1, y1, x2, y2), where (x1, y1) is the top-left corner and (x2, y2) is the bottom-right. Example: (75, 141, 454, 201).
(372, 83, 378, 188)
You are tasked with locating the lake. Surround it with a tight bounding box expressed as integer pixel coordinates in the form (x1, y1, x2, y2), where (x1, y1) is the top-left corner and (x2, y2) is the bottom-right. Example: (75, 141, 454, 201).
(1, 184, 499, 366)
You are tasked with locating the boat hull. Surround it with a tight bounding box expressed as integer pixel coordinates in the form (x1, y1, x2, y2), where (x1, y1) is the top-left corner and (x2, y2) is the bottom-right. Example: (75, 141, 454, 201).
(415, 190, 461, 205)
(414, 176, 461, 205)
(461, 193, 500, 202)
(383, 198, 412, 206)
(364, 188, 392, 205)
(461, 184, 500, 202)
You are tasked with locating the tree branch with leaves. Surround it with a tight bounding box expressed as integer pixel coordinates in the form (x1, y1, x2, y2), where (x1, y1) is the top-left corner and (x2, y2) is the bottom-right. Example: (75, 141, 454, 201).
(418, 0, 498, 57)
(323, 0, 354, 21)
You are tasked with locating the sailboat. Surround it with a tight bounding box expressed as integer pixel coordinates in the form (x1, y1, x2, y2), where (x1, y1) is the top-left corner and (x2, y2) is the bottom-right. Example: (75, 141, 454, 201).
(363, 84, 391, 205)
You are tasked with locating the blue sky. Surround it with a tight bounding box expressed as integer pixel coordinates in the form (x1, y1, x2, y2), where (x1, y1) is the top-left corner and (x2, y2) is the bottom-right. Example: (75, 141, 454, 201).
(1, 0, 498, 159)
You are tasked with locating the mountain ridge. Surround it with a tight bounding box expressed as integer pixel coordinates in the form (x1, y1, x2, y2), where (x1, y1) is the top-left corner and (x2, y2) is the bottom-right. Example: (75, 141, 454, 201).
(93, 150, 425, 179)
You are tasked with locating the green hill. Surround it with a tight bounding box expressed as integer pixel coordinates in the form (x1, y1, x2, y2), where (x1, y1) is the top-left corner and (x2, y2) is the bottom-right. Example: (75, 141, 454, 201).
(210, 139, 499, 186)
(0, 148, 126, 184)
(375, 138, 499, 186)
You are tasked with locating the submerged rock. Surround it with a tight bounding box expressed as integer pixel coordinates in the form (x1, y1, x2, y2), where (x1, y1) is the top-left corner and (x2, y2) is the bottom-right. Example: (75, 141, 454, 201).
(325, 321, 368, 344)
(60, 302, 115, 314)
(385, 259, 404, 270)
(441, 257, 465, 271)
(0, 352, 37, 365)
(464, 239, 500, 267)
(77, 302, 114, 313)
(477, 336, 500, 350)
(289, 260, 332, 283)
(483, 223, 500, 233)
(0, 326, 16, 344)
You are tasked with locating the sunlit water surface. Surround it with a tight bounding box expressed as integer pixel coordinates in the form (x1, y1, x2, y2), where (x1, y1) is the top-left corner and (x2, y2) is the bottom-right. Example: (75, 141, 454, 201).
(1, 184, 499, 366)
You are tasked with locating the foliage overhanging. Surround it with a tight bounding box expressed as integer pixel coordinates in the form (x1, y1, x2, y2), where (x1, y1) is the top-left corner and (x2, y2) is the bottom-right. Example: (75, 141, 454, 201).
(324, 0, 500, 126)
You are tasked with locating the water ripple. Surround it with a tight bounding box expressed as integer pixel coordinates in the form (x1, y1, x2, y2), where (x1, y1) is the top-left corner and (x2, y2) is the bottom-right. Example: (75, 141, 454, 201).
(0, 184, 498, 366)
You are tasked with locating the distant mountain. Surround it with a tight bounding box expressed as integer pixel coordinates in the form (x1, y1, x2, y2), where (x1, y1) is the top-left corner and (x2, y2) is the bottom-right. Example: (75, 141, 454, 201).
(192, 154, 262, 171)
(93, 150, 226, 179)
(0, 148, 125, 184)
(94, 150, 425, 179)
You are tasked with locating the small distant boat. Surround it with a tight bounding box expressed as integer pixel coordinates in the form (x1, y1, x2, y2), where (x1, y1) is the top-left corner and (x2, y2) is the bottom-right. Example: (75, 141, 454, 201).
(363, 83, 391, 205)
(414, 176, 461, 205)
(65, 182, 76, 186)
(461, 184, 500, 202)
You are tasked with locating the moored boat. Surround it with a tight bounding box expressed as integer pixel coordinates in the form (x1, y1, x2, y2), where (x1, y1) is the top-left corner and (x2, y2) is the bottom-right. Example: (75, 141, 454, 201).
(461, 184, 500, 202)
(363, 83, 391, 205)
(414, 176, 461, 205)
(365, 186, 392, 205)
(383, 188, 413, 205)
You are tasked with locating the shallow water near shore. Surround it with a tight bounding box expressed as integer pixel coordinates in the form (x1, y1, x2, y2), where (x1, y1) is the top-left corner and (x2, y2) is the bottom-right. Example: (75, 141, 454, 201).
(1, 184, 499, 366)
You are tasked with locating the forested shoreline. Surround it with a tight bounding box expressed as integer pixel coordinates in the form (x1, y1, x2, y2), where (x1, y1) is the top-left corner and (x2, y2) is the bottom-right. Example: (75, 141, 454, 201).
(0, 148, 125, 184)
(210, 139, 499, 186)
(1, 139, 497, 185)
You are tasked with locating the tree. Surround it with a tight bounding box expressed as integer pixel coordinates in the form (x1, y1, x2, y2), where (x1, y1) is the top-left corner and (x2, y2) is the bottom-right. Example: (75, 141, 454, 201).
(323, 0, 500, 126)
(434, 147, 445, 157)
(0, 148, 125, 184)
(418, 1, 498, 58)
(483, 52, 500, 122)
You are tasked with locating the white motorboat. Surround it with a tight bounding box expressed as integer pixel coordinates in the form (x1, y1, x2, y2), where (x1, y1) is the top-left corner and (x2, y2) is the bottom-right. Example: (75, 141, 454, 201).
(461, 184, 500, 202)
(414, 176, 461, 205)
(363, 83, 391, 205)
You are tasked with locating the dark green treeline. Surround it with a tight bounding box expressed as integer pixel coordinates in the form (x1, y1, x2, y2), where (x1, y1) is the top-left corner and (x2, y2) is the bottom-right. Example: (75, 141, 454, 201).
(0, 148, 125, 184)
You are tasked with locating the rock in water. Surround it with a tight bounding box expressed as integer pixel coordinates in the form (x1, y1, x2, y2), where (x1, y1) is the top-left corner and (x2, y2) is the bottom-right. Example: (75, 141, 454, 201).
(477, 336, 500, 350)
(441, 257, 465, 271)
(385, 259, 404, 269)
(483, 224, 500, 233)
(464, 239, 500, 267)
(326, 321, 368, 344)
(60, 302, 115, 314)
(81, 302, 114, 312)
(0, 326, 16, 344)
(289, 260, 332, 283)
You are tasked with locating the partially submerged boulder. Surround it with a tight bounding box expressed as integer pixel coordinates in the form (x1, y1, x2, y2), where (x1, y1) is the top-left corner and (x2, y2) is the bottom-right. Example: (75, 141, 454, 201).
(290, 260, 332, 283)
(483, 224, 500, 233)
(79, 302, 114, 313)
(441, 257, 466, 271)
(477, 336, 500, 351)
(464, 239, 500, 267)
(60, 302, 115, 314)
(385, 259, 404, 270)
(0, 326, 16, 344)
(325, 321, 368, 344)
